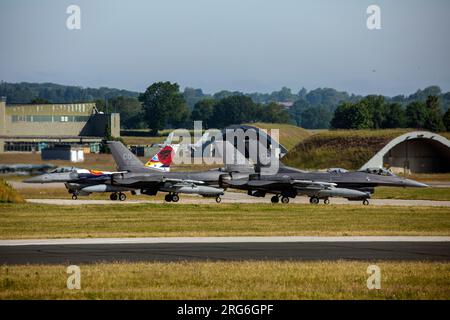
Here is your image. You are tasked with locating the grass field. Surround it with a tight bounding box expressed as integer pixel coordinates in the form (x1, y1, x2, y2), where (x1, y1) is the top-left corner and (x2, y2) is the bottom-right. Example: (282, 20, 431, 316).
(0, 261, 448, 299)
(398, 173, 450, 182)
(120, 136, 165, 146)
(373, 187, 450, 201)
(0, 203, 449, 239)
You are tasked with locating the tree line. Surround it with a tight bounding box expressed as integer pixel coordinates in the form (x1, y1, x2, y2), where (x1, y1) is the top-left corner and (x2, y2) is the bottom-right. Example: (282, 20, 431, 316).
(330, 95, 450, 132)
(139, 82, 290, 135)
(1, 81, 450, 133)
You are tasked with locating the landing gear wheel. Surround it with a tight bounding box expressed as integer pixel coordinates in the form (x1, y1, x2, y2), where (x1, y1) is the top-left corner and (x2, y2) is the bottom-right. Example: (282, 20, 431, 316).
(324, 198, 330, 205)
(71, 194, 78, 200)
(271, 195, 279, 203)
(118, 193, 127, 201)
(171, 194, 180, 203)
(363, 199, 370, 206)
(281, 196, 290, 204)
(110, 193, 118, 201)
(215, 196, 222, 203)
(164, 194, 172, 202)
(310, 197, 320, 205)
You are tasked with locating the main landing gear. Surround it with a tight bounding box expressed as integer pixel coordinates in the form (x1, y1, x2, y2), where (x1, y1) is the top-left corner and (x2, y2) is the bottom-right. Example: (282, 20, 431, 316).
(363, 199, 370, 206)
(271, 194, 290, 204)
(309, 197, 331, 205)
(165, 193, 180, 203)
(110, 192, 127, 201)
(71, 193, 78, 200)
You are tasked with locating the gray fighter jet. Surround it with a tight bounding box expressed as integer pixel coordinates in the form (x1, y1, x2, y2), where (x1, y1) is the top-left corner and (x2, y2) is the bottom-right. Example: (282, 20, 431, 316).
(23, 146, 178, 201)
(107, 141, 226, 203)
(220, 164, 428, 204)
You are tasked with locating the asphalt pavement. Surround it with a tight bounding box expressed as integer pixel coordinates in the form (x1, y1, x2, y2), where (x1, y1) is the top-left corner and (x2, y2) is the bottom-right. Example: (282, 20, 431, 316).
(1, 236, 449, 264)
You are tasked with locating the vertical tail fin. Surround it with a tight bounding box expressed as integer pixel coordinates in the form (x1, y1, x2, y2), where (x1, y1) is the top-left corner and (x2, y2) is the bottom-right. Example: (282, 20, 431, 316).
(108, 141, 146, 172)
(144, 145, 177, 172)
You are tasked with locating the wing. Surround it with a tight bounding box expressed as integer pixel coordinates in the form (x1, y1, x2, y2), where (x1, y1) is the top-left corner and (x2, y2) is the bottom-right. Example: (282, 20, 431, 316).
(291, 180, 337, 190)
(161, 178, 206, 185)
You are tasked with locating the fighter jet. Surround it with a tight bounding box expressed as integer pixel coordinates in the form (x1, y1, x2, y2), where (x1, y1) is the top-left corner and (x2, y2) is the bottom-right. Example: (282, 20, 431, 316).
(107, 141, 226, 203)
(24, 146, 176, 201)
(220, 164, 428, 205)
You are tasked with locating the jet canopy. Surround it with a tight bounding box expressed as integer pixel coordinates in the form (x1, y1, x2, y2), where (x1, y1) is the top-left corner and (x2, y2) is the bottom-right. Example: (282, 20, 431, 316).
(49, 167, 80, 173)
(360, 167, 395, 176)
(327, 168, 349, 173)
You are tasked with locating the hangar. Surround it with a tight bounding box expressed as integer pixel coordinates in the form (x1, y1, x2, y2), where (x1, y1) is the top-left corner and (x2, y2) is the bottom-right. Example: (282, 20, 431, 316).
(361, 131, 450, 174)
(0, 97, 120, 153)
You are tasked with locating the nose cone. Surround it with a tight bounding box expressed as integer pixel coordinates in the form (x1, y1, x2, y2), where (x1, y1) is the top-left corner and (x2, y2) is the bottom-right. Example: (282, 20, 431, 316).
(23, 175, 48, 183)
(403, 179, 429, 188)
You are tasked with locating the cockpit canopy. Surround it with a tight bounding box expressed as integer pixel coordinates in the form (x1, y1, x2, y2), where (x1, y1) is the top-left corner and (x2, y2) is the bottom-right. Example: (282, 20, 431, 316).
(327, 168, 349, 173)
(360, 167, 396, 176)
(49, 167, 80, 173)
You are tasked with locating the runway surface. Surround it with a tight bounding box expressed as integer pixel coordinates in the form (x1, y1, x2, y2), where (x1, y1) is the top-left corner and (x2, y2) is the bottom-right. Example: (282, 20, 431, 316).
(27, 194, 450, 207)
(1, 236, 449, 264)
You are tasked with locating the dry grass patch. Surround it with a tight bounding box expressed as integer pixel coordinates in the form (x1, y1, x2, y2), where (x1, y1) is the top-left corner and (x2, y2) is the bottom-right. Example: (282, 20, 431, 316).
(0, 261, 449, 299)
(0, 180, 24, 203)
(0, 203, 449, 239)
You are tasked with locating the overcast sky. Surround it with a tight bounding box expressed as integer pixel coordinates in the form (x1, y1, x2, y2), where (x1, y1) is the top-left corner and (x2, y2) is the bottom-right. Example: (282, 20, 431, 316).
(0, 0, 449, 96)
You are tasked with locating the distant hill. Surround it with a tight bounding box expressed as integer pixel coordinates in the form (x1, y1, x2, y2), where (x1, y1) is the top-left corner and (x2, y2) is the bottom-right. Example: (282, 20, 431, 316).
(0, 82, 139, 104)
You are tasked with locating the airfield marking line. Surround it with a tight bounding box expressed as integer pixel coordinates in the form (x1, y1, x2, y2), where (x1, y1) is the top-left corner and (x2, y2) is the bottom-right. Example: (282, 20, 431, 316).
(1, 236, 450, 246)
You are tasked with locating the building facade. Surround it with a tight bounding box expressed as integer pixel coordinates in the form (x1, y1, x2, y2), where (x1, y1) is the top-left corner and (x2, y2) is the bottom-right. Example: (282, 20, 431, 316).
(0, 97, 120, 153)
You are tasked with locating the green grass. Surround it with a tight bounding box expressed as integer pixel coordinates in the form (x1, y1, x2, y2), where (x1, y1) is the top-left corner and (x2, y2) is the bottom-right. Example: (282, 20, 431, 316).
(0, 203, 449, 239)
(0, 180, 24, 203)
(373, 187, 450, 201)
(397, 173, 450, 182)
(120, 136, 165, 146)
(0, 261, 449, 299)
(283, 129, 409, 170)
(249, 123, 311, 150)
(283, 129, 450, 170)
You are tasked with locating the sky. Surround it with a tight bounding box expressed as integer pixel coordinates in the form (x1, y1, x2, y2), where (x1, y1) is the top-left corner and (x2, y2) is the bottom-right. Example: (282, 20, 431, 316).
(0, 0, 449, 96)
